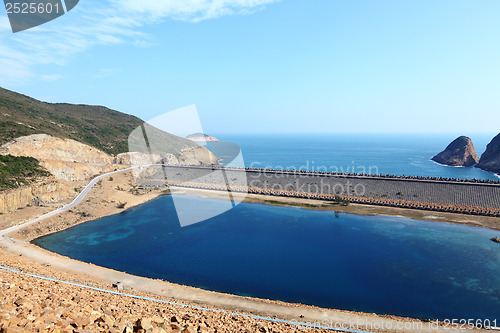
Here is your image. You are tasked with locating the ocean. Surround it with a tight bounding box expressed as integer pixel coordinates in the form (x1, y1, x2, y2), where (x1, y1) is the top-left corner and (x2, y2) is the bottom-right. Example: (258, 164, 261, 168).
(213, 133, 499, 180)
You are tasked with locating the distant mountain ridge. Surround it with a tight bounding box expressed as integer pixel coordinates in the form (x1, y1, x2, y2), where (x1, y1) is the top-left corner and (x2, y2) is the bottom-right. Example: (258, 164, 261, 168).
(0, 87, 198, 155)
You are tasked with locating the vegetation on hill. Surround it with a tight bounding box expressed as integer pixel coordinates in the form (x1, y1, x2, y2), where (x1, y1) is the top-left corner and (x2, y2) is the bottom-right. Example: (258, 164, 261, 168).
(0, 87, 197, 155)
(0, 155, 51, 190)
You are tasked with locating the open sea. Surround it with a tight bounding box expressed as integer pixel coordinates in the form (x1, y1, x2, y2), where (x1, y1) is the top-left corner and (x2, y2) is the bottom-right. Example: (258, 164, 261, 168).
(34, 133, 500, 321)
(214, 133, 500, 180)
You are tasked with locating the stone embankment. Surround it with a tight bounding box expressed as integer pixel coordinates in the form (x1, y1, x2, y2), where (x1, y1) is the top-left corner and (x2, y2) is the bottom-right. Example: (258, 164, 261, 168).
(241, 167, 500, 185)
(147, 165, 500, 215)
(164, 180, 500, 218)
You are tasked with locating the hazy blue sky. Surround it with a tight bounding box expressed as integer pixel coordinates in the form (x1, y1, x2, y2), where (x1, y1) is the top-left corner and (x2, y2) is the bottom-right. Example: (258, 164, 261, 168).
(1, 0, 499, 134)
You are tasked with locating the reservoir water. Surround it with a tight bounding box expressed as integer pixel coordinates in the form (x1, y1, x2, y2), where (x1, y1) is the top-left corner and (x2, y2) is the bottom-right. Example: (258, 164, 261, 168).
(35, 194, 500, 321)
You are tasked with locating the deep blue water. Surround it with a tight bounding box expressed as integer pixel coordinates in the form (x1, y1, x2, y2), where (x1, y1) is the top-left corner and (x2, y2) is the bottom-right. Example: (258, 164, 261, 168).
(35, 195, 500, 321)
(213, 133, 500, 180)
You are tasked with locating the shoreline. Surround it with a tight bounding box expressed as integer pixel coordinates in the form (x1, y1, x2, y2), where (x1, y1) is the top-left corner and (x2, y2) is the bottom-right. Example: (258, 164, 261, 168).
(174, 187, 500, 232)
(1, 171, 496, 332)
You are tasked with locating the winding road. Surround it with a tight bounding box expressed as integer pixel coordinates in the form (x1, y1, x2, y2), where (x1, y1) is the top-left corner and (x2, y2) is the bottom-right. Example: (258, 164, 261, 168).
(0, 166, 142, 238)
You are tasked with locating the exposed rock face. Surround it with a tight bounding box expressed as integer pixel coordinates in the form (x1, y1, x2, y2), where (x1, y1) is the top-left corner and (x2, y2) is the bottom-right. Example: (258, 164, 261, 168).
(0, 134, 112, 164)
(114, 152, 179, 165)
(0, 179, 75, 214)
(0, 134, 218, 213)
(178, 146, 219, 165)
(114, 152, 162, 165)
(432, 136, 479, 167)
(116, 147, 218, 166)
(0, 134, 116, 181)
(476, 133, 500, 173)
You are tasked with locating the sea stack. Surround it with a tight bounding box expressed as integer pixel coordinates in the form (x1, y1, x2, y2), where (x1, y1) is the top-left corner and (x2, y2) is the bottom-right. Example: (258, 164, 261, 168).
(432, 136, 479, 167)
(476, 133, 500, 173)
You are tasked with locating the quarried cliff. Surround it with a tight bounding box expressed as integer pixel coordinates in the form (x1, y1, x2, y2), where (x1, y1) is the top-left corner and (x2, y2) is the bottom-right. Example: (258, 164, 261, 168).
(0, 179, 75, 214)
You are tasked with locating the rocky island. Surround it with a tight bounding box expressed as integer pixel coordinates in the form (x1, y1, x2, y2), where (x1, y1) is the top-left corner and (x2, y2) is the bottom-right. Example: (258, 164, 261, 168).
(186, 133, 220, 142)
(432, 136, 479, 167)
(476, 133, 500, 173)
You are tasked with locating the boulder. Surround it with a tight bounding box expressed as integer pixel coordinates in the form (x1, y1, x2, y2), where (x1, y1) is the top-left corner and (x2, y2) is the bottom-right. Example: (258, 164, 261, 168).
(476, 133, 500, 173)
(432, 136, 478, 167)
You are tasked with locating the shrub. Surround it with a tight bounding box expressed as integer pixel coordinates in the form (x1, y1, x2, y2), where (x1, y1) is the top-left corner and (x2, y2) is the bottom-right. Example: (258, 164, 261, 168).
(0, 155, 51, 190)
(116, 202, 127, 209)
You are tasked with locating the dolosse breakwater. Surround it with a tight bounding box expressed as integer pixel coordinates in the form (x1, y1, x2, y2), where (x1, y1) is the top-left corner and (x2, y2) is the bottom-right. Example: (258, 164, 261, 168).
(148, 165, 500, 217)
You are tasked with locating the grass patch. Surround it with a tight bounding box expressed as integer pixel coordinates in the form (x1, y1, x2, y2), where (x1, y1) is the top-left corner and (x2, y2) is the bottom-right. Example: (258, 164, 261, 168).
(0, 154, 51, 190)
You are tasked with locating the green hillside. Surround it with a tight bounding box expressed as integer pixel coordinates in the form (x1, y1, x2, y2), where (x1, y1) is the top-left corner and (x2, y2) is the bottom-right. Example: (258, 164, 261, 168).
(0, 87, 197, 155)
(0, 155, 51, 190)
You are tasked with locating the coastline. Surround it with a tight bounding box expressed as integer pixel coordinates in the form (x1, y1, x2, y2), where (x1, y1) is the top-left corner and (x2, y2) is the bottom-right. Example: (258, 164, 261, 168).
(1, 170, 496, 332)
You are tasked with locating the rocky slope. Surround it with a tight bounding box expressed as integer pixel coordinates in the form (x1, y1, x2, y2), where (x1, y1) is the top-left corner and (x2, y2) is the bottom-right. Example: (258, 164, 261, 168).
(476, 133, 500, 173)
(0, 88, 218, 183)
(432, 136, 479, 167)
(0, 155, 50, 190)
(0, 251, 320, 333)
(0, 134, 115, 182)
(1, 86, 217, 158)
(177, 146, 219, 165)
(0, 87, 144, 155)
(0, 134, 114, 213)
(0, 87, 221, 216)
(0, 179, 74, 214)
(0, 133, 218, 212)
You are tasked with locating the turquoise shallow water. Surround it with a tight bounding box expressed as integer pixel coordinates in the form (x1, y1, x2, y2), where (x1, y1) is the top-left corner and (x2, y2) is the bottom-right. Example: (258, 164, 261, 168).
(35, 195, 500, 321)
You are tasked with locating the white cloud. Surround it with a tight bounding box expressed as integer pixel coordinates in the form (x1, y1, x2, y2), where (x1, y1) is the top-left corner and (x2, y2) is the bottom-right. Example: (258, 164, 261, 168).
(110, 0, 281, 22)
(0, 57, 35, 86)
(0, 0, 280, 87)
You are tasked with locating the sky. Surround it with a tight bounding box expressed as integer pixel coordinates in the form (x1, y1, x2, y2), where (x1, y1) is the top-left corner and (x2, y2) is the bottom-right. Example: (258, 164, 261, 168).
(1, 0, 500, 134)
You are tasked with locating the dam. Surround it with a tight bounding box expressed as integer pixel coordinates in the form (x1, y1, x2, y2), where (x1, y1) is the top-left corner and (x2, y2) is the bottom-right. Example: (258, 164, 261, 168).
(143, 165, 500, 216)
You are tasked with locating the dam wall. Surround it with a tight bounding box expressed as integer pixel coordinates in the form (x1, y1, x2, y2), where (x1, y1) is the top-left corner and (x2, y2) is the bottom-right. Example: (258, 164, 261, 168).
(146, 165, 500, 216)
